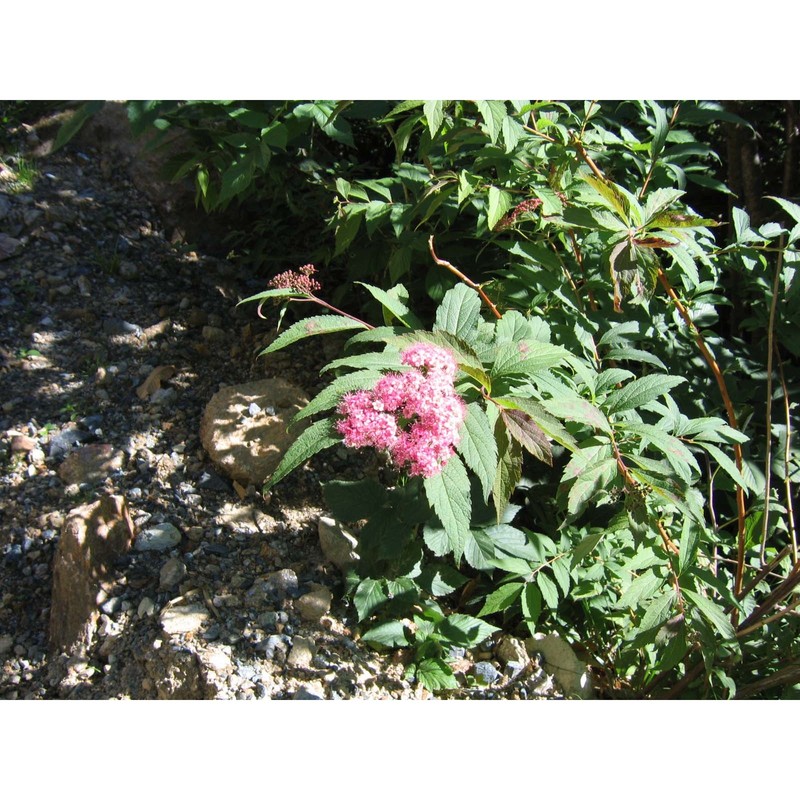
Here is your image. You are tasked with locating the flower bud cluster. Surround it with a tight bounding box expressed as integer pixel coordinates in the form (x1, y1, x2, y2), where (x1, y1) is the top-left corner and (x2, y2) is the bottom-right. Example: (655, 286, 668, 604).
(267, 263, 321, 294)
(336, 343, 467, 478)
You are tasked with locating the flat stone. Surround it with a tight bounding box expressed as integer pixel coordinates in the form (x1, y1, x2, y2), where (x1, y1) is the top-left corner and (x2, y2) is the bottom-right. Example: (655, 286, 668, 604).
(135, 522, 182, 552)
(58, 444, 124, 485)
(287, 636, 317, 669)
(199, 378, 309, 485)
(296, 588, 333, 622)
(526, 634, 593, 698)
(159, 603, 211, 636)
(48, 495, 135, 655)
(318, 516, 360, 571)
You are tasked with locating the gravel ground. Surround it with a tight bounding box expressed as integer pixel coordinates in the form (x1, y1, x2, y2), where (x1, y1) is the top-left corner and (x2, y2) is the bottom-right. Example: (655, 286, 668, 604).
(0, 108, 571, 700)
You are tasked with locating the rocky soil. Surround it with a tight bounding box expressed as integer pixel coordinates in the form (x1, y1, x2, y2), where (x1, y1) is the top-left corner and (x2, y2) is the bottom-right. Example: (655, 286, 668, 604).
(0, 105, 579, 700)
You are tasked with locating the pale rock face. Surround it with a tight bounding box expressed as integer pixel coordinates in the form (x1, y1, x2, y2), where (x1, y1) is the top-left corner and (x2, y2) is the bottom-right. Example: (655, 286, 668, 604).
(199, 378, 309, 486)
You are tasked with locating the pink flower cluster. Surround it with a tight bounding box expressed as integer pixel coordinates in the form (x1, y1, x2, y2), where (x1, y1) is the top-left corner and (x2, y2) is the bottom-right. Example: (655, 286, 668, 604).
(336, 343, 467, 478)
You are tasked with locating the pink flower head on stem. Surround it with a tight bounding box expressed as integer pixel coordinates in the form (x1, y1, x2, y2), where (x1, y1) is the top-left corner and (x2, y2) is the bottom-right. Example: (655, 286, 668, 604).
(336, 343, 466, 478)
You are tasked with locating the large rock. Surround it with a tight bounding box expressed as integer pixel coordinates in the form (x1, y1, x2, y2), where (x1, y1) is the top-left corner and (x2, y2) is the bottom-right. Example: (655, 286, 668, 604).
(200, 378, 309, 486)
(49, 495, 135, 655)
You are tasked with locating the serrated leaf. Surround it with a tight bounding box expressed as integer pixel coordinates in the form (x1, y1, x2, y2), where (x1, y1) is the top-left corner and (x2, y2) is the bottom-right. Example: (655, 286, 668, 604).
(697, 441, 754, 494)
(768, 195, 800, 225)
(478, 582, 524, 616)
(353, 578, 388, 621)
(570, 532, 605, 568)
(537, 571, 559, 609)
(551, 557, 571, 597)
(521, 583, 542, 635)
(475, 100, 507, 144)
(464, 527, 497, 570)
(423, 99, 445, 137)
(439, 614, 499, 647)
(433, 283, 482, 342)
(416, 658, 458, 691)
(494, 396, 577, 452)
(543, 395, 611, 434)
(647, 100, 669, 161)
(261, 314, 368, 355)
(418, 565, 468, 597)
(355, 282, 422, 328)
(615, 571, 665, 609)
(683, 589, 736, 640)
(605, 374, 686, 415)
(456, 403, 498, 501)
(291, 370, 382, 425)
(500, 408, 552, 465)
(321, 350, 402, 374)
(630, 590, 675, 639)
(424, 456, 472, 562)
(487, 185, 512, 230)
(263, 417, 339, 489)
(492, 422, 523, 523)
(567, 457, 619, 516)
(361, 620, 411, 648)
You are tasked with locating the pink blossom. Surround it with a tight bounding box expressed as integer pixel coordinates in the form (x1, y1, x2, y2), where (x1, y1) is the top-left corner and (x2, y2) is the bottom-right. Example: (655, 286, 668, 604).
(335, 343, 466, 478)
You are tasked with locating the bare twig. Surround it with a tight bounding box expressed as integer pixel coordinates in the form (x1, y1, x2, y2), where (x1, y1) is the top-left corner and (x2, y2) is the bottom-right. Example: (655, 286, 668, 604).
(760, 236, 786, 562)
(775, 348, 798, 562)
(428, 236, 502, 320)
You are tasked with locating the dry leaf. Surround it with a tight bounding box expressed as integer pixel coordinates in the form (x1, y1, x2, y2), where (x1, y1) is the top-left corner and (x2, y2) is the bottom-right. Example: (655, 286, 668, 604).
(136, 365, 176, 400)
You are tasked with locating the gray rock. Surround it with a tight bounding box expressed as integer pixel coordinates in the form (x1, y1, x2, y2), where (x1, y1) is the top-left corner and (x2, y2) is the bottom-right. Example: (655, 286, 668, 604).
(318, 516, 360, 571)
(103, 319, 143, 336)
(496, 635, 529, 667)
(135, 522, 182, 552)
(159, 557, 187, 590)
(199, 378, 309, 485)
(0, 634, 14, 656)
(138, 596, 157, 618)
(201, 325, 228, 343)
(472, 661, 501, 686)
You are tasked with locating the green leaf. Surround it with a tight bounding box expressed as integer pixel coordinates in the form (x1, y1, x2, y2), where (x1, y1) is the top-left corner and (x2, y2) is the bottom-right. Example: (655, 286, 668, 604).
(439, 614, 499, 647)
(537, 571, 559, 609)
(52, 100, 105, 152)
(551, 557, 571, 597)
(487, 185, 512, 230)
(321, 350, 402, 374)
(629, 590, 675, 640)
(264, 417, 339, 489)
(570, 532, 605, 568)
(361, 620, 411, 648)
(683, 589, 736, 641)
(697, 441, 754, 494)
(605, 374, 686, 415)
(416, 658, 458, 692)
(502, 115, 525, 152)
(543, 395, 611, 434)
(521, 583, 543, 635)
(356, 282, 422, 328)
(647, 100, 669, 161)
(354, 578, 388, 621)
(424, 456, 472, 562)
(335, 208, 363, 255)
(423, 99, 445, 137)
(260, 315, 369, 355)
(475, 100, 507, 144)
(567, 457, 619, 517)
(418, 565, 468, 597)
(615, 571, 665, 609)
(478, 582, 524, 617)
(768, 195, 800, 225)
(456, 403, 499, 501)
(433, 283, 482, 341)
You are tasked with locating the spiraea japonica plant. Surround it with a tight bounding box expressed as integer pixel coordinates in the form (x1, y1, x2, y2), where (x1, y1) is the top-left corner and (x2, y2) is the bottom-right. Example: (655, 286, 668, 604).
(240, 101, 800, 698)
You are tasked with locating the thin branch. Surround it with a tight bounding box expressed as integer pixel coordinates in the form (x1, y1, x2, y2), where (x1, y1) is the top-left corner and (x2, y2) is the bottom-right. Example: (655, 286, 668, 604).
(428, 236, 502, 319)
(657, 267, 748, 597)
(760, 236, 786, 562)
(775, 347, 797, 562)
